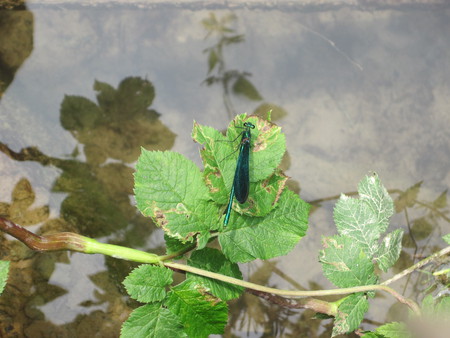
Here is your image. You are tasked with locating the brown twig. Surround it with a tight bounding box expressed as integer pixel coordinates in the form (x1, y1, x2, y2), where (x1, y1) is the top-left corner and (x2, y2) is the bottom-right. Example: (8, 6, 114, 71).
(0, 217, 85, 252)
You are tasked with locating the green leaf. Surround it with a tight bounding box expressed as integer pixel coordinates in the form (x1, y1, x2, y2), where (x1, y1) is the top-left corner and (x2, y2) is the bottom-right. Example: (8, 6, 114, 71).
(134, 150, 218, 241)
(238, 169, 287, 218)
(422, 294, 450, 319)
(196, 231, 211, 250)
(123, 265, 173, 303)
(219, 189, 309, 263)
(334, 195, 380, 257)
(192, 114, 287, 219)
(442, 234, 450, 245)
(358, 173, 394, 234)
(362, 332, 383, 338)
(332, 293, 368, 337)
(192, 123, 230, 205)
(227, 114, 286, 182)
(164, 234, 194, 257)
(121, 303, 187, 338)
(194, 114, 286, 187)
(165, 280, 228, 338)
(232, 75, 263, 101)
(421, 294, 435, 314)
(435, 296, 450, 316)
(0, 260, 9, 295)
(319, 236, 378, 288)
(334, 173, 394, 258)
(187, 248, 243, 300)
(374, 322, 412, 338)
(376, 229, 404, 272)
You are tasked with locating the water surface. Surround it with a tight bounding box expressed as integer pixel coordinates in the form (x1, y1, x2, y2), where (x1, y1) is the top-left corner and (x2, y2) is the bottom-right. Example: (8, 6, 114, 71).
(0, 2, 449, 337)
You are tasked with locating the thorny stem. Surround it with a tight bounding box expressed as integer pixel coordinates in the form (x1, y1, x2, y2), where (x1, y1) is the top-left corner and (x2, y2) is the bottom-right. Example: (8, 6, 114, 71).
(3, 217, 448, 316)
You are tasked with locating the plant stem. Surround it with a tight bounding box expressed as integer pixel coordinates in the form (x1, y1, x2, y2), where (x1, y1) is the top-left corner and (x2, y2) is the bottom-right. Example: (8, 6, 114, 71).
(0, 217, 160, 264)
(381, 245, 450, 286)
(163, 261, 421, 315)
(2, 217, 442, 315)
(83, 237, 161, 264)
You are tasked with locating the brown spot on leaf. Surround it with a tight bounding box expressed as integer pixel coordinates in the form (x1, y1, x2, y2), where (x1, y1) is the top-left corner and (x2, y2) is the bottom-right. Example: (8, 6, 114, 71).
(154, 208, 168, 227)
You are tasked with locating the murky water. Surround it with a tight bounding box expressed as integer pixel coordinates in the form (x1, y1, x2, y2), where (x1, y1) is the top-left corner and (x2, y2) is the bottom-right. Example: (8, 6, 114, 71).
(0, 1, 449, 337)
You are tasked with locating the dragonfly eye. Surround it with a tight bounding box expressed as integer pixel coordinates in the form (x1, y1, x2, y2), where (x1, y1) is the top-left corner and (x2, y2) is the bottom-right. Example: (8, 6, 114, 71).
(243, 122, 255, 129)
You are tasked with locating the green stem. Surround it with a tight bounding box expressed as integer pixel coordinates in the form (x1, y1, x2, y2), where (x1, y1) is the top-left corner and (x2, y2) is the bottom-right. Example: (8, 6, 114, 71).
(83, 237, 161, 264)
(381, 245, 450, 286)
(1, 217, 437, 315)
(433, 268, 450, 276)
(158, 243, 197, 261)
(0, 217, 161, 264)
(163, 261, 421, 315)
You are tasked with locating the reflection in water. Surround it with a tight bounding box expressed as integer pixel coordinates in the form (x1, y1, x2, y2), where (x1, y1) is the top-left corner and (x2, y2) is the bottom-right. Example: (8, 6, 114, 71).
(202, 13, 260, 118)
(0, 9, 33, 98)
(202, 13, 298, 197)
(202, 13, 288, 123)
(0, 77, 177, 334)
(56, 77, 176, 237)
(0, 4, 449, 337)
(0, 178, 49, 226)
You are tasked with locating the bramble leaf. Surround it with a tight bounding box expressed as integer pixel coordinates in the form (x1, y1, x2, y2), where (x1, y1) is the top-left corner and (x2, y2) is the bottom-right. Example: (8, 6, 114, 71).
(421, 294, 450, 319)
(334, 174, 394, 258)
(165, 280, 228, 338)
(372, 322, 411, 338)
(319, 236, 377, 288)
(192, 114, 286, 219)
(187, 247, 243, 300)
(358, 174, 394, 235)
(376, 229, 404, 272)
(134, 150, 218, 241)
(164, 234, 193, 257)
(219, 189, 309, 263)
(334, 195, 379, 257)
(0, 260, 9, 295)
(121, 303, 186, 338)
(333, 293, 368, 337)
(123, 265, 173, 303)
(443, 234, 450, 245)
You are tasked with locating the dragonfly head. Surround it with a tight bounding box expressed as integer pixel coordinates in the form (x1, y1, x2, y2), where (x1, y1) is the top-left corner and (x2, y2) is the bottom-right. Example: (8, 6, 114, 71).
(243, 122, 255, 130)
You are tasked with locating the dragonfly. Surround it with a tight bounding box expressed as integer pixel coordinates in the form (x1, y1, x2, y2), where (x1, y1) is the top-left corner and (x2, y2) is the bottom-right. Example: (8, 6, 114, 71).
(223, 121, 255, 226)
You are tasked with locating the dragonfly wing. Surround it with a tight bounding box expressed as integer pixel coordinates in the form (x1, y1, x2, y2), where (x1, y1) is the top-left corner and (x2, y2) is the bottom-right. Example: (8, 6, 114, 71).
(233, 141, 250, 204)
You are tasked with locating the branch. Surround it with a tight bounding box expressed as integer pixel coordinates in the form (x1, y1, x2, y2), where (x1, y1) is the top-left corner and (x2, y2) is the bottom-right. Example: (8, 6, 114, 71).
(381, 245, 450, 286)
(0, 217, 160, 264)
(0, 217, 431, 315)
